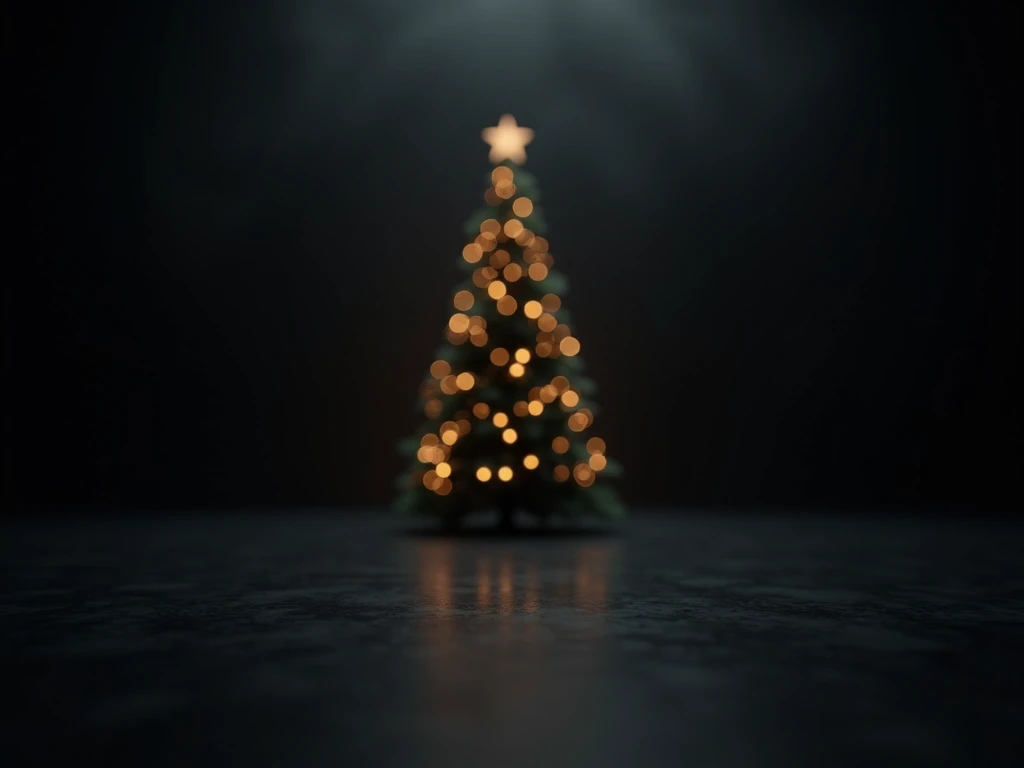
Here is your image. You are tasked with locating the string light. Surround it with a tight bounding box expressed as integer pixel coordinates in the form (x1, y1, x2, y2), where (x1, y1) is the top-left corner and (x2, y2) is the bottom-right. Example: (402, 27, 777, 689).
(552, 376, 570, 393)
(462, 243, 483, 264)
(496, 296, 518, 316)
(473, 402, 490, 419)
(497, 466, 514, 482)
(589, 454, 607, 471)
(440, 375, 459, 395)
(512, 198, 534, 217)
(553, 465, 570, 482)
(560, 390, 580, 408)
(568, 413, 588, 432)
(436, 478, 453, 495)
(490, 348, 510, 366)
(524, 300, 543, 319)
(453, 291, 474, 311)
(470, 331, 488, 347)
(436, 462, 452, 478)
(502, 428, 518, 444)
(492, 166, 514, 184)
(429, 360, 451, 380)
(514, 348, 531, 364)
(492, 412, 509, 428)
(508, 362, 525, 377)
(552, 436, 569, 454)
(586, 437, 606, 454)
(535, 341, 552, 357)
(528, 263, 549, 281)
(476, 466, 493, 482)
(489, 249, 510, 269)
(513, 401, 529, 417)
(574, 462, 595, 487)
(537, 314, 557, 332)
(541, 293, 561, 311)
(578, 408, 594, 427)
(475, 233, 497, 252)
(423, 470, 440, 490)
(527, 400, 544, 416)
(523, 454, 539, 469)
(495, 180, 515, 199)
(487, 281, 507, 299)
(559, 336, 581, 356)
(456, 418, 472, 435)
(442, 427, 460, 445)
(503, 219, 524, 238)
(515, 228, 535, 247)
(472, 269, 492, 289)
(448, 313, 470, 333)
(503, 263, 523, 282)
(456, 372, 475, 390)
(480, 218, 501, 235)
(540, 385, 558, 403)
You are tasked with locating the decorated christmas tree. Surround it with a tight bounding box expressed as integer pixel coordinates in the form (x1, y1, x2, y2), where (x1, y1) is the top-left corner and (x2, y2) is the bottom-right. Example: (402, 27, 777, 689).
(395, 115, 624, 528)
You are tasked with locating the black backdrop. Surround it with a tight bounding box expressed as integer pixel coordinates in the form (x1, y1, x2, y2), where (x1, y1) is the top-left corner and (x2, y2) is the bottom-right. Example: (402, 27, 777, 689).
(4, 0, 1020, 511)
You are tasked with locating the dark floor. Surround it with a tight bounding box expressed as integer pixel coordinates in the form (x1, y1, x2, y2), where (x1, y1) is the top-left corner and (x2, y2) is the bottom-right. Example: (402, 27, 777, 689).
(1, 511, 1022, 767)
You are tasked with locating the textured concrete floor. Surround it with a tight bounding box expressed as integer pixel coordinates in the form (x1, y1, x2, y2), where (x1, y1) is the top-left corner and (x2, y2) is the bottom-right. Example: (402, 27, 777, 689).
(2, 512, 1022, 767)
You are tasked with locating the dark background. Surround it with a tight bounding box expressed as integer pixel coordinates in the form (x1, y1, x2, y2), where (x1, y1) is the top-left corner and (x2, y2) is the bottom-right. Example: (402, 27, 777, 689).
(4, 0, 1020, 512)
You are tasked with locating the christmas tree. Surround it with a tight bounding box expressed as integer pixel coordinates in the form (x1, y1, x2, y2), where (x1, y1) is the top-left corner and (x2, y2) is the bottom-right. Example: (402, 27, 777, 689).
(395, 115, 624, 528)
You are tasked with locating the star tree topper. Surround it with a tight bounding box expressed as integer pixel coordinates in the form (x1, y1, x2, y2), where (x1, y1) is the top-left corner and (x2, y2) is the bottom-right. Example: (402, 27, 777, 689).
(482, 114, 535, 165)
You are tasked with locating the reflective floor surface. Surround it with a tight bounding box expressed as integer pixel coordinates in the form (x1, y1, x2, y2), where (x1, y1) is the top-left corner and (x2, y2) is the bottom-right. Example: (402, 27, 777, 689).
(2, 512, 1022, 766)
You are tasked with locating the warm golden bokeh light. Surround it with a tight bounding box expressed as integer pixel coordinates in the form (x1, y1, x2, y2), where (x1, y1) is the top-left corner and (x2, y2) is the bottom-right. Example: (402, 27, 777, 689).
(508, 362, 525, 377)
(502, 428, 518, 444)
(589, 454, 608, 471)
(487, 280, 507, 299)
(537, 313, 557, 332)
(527, 400, 544, 416)
(512, 197, 534, 217)
(559, 336, 581, 356)
(528, 262, 549, 281)
(541, 293, 561, 311)
(490, 347, 510, 366)
(540, 384, 558, 403)
(513, 401, 529, 417)
(480, 218, 501, 235)
(423, 469, 440, 490)
(416, 446, 433, 463)
(514, 348, 531, 364)
(574, 463, 595, 487)
(523, 454, 540, 470)
(472, 402, 490, 419)
(515, 228, 535, 247)
(533, 237, 550, 252)
(568, 414, 588, 432)
(453, 291, 474, 311)
(456, 419, 472, 435)
(455, 372, 475, 391)
(436, 462, 452, 478)
(553, 465, 570, 482)
(489, 249, 510, 269)
(436, 478, 453, 495)
(440, 375, 458, 395)
(535, 341, 552, 357)
(491, 166, 514, 184)
(497, 465, 514, 482)
(476, 466, 493, 482)
(470, 332, 488, 347)
(442, 428, 460, 445)
(462, 243, 483, 264)
(471, 269, 491, 289)
(496, 296, 518, 316)
(495, 179, 515, 199)
(503, 219, 524, 238)
(502, 262, 523, 282)
(586, 437, 606, 455)
(553, 324, 571, 341)
(552, 436, 569, 454)
(578, 408, 594, 427)
(492, 412, 509, 428)
(523, 300, 543, 319)
(429, 360, 450, 380)
(448, 313, 470, 333)
(475, 233, 497, 252)
(420, 433, 439, 446)
(560, 390, 580, 408)
(552, 376, 570, 393)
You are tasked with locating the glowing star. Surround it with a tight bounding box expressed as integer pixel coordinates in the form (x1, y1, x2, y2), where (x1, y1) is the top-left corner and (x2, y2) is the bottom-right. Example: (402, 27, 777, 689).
(482, 114, 535, 165)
